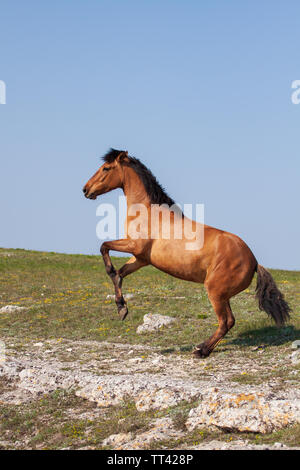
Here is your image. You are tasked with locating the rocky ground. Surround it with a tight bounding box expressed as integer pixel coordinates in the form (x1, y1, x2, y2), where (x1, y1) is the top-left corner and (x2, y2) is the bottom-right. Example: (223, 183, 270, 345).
(1, 327, 300, 450)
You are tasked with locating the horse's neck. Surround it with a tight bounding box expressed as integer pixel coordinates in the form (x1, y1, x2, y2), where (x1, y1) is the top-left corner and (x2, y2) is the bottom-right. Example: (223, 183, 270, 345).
(123, 167, 150, 208)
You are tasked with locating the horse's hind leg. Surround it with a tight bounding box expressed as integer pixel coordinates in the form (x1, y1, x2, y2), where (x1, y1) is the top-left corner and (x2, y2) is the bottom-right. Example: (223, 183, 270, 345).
(193, 296, 235, 358)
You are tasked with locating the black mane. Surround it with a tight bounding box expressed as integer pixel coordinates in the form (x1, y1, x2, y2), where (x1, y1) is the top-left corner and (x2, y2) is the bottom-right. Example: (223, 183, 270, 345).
(102, 148, 123, 164)
(102, 148, 176, 206)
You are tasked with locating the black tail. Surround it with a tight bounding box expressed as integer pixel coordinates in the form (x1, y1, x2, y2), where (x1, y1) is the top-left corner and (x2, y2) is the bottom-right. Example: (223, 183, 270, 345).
(255, 264, 291, 326)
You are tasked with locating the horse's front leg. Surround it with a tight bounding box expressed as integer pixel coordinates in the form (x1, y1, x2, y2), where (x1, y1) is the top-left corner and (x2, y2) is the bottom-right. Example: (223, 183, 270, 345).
(100, 240, 146, 320)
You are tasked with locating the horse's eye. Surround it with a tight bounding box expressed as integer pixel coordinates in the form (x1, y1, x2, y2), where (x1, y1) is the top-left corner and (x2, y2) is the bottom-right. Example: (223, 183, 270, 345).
(103, 167, 110, 172)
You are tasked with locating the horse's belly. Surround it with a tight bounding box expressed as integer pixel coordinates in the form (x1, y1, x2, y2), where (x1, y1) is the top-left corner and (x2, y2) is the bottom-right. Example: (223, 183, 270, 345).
(149, 240, 206, 283)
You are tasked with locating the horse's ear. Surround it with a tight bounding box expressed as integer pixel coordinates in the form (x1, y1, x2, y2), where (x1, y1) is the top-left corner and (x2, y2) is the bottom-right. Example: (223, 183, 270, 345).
(117, 151, 129, 163)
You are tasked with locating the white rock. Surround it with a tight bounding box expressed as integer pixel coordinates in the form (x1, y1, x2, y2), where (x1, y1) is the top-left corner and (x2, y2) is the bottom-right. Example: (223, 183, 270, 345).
(136, 387, 199, 411)
(0, 305, 26, 314)
(106, 293, 135, 300)
(124, 293, 135, 300)
(102, 433, 133, 448)
(136, 313, 175, 334)
(76, 373, 201, 410)
(103, 418, 184, 450)
(33, 343, 43, 348)
(291, 351, 300, 365)
(273, 442, 286, 448)
(186, 391, 300, 434)
(151, 358, 160, 365)
(19, 369, 34, 380)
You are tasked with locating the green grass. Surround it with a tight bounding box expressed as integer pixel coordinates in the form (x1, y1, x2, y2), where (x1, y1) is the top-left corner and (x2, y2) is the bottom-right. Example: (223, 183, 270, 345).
(0, 247, 299, 351)
(0, 389, 153, 450)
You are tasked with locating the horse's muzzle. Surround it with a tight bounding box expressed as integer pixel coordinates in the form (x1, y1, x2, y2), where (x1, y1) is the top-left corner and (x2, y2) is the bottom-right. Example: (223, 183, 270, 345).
(83, 187, 97, 200)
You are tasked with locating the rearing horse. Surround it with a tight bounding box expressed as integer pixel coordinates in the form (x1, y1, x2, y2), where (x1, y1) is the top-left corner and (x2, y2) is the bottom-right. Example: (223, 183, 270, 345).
(83, 149, 291, 358)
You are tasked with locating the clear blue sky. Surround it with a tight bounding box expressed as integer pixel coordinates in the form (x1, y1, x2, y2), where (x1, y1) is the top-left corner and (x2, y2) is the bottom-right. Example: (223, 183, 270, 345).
(0, 1, 299, 269)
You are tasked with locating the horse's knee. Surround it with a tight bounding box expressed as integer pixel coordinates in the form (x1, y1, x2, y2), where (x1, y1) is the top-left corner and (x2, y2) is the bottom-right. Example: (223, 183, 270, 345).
(100, 242, 107, 256)
(227, 316, 235, 330)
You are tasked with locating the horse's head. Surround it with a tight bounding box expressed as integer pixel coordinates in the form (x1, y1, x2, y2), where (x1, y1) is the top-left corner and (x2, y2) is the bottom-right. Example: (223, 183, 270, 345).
(83, 150, 128, 200)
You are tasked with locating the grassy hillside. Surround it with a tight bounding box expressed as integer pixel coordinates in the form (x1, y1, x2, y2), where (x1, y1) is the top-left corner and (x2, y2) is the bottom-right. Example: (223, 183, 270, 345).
(1, 247, 300, 450)
(0, 247, 299, 352)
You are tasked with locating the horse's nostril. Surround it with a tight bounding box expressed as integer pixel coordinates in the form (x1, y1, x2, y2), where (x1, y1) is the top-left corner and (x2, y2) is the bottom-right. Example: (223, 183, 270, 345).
(83, 187, 87, 194)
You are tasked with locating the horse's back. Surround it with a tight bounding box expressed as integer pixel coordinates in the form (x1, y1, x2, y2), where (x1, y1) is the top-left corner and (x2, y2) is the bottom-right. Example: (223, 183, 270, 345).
(148, 224, 257, 286)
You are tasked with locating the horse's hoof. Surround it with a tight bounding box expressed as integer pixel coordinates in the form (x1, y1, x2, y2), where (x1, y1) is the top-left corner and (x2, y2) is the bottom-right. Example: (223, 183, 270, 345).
(118, 306, 128, 321)
(193, 344, 210, 358)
